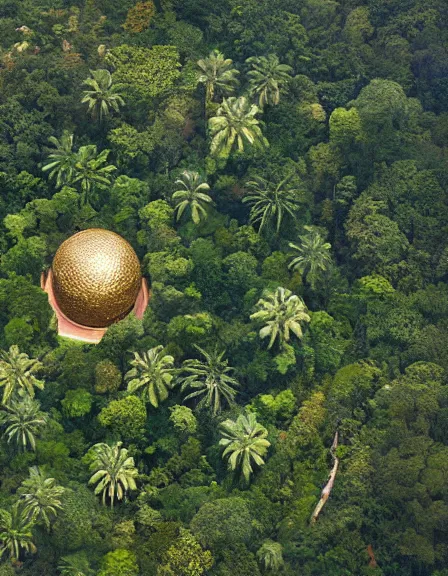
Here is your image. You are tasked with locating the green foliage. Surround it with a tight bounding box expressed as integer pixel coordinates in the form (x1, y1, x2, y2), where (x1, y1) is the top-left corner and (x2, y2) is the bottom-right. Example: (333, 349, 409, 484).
(0, 505, 36, 560)
(41, 132, 76, 189)
(243, 175, 302, 235)
(246, 54, 293, 108)
(157, 528, 213, 575)
(169, 405, 197, 435)
(178, 346, 239, 415)
(81, 69, 125, 122)
(98, 396, 146, 442)
(18, 466, 65, 531)
(208, 97, 268, 160)
(197, 50, 239, 103)
(0, 345, 44, 406)
(125, 346, 175, 408)
(87, 442, 138, 509)
(219, 412, 270, 482)
(0, 396, 47, 451)
(94, 360, 122, 395)
(61, 389, 93, 418)
(97, 549, 139, 576)
(251, 287, 310, 349)
(106, 45, 181, 102)
(250, 390, 296, 425)
(288, 226, 332, 289)
(191, 497, 253, 550)
(256, 540, 284, 571)
(173, 170, 214, 225)
(58, 552, 94, 576)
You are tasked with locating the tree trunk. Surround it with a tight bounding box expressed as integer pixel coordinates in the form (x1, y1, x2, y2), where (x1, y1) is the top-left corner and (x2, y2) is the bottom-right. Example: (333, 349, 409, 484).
(310, 430, 339, 524)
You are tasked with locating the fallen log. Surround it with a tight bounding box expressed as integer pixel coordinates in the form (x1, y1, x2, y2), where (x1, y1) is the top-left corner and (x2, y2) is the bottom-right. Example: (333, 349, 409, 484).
(310, 430, 339, 524)
(367, 544, 377, 567)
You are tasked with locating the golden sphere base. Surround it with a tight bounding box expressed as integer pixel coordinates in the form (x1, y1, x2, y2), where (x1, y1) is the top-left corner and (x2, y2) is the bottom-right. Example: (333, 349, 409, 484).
(41, 270, 150, 344)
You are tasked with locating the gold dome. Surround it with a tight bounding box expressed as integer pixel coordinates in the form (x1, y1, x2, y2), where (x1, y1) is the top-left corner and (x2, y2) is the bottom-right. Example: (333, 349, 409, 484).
(52, 229, 142, 328)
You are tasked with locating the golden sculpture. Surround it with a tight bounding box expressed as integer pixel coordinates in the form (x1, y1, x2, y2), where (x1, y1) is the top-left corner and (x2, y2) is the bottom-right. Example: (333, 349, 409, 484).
(51, 229, 142, 328)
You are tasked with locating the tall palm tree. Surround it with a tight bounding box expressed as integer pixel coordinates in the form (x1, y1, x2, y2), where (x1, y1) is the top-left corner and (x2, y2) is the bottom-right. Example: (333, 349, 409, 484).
(256, 540, 284, 571)
(0, 505, 36, 561)
(42, 131, 77, 188)
(178, 346, 239, 416)
(197, 50, 239, 103)
(242, 175, 302, 235)
(0, 396, 48, 451)
(81, 69, 125, 122)
(87, 442, 138, 509)
(250, 287, 311, 349)
(71, 145, 116, 205)
(58, 552, 94, 576)
(246, 54, 293, 108)
(288, 227, 332, 289)
(125, 346, 175, 408)
(219, 412, 270, 483)
(18, 467, 65, 531)
(0, 345, 44, 406)
(173, 171, 214, 224)
(208, 96, 268, 160)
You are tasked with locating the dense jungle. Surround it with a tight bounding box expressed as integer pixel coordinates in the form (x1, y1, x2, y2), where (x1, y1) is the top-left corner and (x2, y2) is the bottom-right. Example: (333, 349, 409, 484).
(0, 0, 448, 574)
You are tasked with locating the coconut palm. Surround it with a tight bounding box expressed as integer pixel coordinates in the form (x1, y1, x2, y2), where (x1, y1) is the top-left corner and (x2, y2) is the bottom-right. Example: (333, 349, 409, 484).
(173, 170, 214, 224)
(125, 346, 175, 408)
(197, 49, 239, 103)
(42, 131, 77, 188)
(178, 346, 239, 416)
(246, 54, 293, 108)
(0, 345, 44, 406)
(18, 467, 65, 531)
(81, 69, 125, 122)
(58, 552, 94, 576)
(208, 96, 268, 160)
(219, 412, 270, 483)
(0, 505, 36, 560)
(71, 145, 116, 205)
(250, 287, 311, 349)
(242, 175, 302, 234)
(288, 226, 333, 289)
(0, 396, 48, 451)
(88, 442, 138, 509)
(256, 540, 284, 572)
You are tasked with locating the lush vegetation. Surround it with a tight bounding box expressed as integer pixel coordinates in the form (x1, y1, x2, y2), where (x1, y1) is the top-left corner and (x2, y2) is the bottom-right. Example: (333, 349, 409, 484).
(0, 0, 447, 575)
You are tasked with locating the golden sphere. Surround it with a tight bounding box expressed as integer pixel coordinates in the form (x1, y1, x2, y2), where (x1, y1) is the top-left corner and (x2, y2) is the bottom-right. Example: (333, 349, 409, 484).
(52, 229, 142, 328)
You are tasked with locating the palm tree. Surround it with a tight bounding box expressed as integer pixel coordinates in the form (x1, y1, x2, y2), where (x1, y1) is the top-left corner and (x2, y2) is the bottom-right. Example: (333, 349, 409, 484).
(250, 287, 311, 349)
(219, 412, 270, 483)
(288, 226, 332, 289)
(125, 346, 175, 408)
(18, 467, 65, 531)
(197, 50, 239, 103)
(0, 345, 44, 406)
(246, 54, 292, 108)
(58, 552, 94, 576)
(87, 442, 138, 509)
(0, 396, 48, 451)
(178, 346, 239, 416)
(0, 505, 36, 561)
(81, 69, 125, 122)
(208, 96, 268, 160)
(42, 131, 77, 188)
(71, 145, 116, 205)
(242, 175, 302, 235)
(256, 540, 284, 572)
(173, 171, 214, 224)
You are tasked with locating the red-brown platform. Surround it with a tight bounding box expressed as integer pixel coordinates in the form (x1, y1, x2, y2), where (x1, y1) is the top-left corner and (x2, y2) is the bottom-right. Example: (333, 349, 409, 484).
(41, 269, 150, 344)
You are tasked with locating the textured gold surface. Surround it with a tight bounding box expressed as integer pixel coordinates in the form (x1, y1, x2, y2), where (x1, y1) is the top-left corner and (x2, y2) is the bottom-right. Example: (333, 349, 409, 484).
(52, 229, 142, 328)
